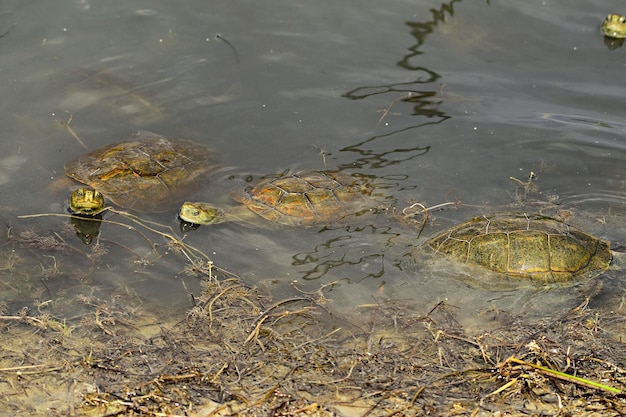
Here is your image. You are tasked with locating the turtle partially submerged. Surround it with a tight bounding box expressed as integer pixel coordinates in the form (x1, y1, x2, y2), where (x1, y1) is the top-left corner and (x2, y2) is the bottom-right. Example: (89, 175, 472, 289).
(602, 14, 626, 39)
(179, 170, 376, 228)
(68, 188, 106, 216)
(64, 134, 219, 212)
(427, 213, 613, 286)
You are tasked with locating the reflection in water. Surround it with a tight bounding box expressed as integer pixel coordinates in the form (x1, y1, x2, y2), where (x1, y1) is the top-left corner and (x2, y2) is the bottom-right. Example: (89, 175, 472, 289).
(292, 223, 403, 282)
(337, 130, 430, 170)
(341, 82, 438, 170)
(344, 75, 440, 100)
(339, 1, 483, 170)
(70, 214, 103, 245)
(342, 73, 449, 134)
(398, 0, 466, 71)
(603, 36, 625, 50)
(343, 0, 471, 117)
(330, 2, 480, 293)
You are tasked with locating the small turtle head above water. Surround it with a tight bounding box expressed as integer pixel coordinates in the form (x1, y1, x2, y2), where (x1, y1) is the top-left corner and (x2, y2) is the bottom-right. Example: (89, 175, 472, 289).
(68, 188, 106, 216)
(601, 14, 626, 38)
(179, 202, 223, 225)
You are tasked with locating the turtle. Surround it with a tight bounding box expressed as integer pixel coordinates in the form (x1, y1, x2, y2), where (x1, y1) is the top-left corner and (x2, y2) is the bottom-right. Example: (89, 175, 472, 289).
(64, 134, 219, 212)
(64, 188, 106, 244)
(68, 188, 106, 216)
(427, 213, 613, 287)
(602, 14, 626, 39)
(179, 170, 376, 228)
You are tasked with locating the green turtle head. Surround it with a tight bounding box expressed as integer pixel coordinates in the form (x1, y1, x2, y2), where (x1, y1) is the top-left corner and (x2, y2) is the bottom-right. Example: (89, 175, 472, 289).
(179, 202, 222, 225)
(69, 188, 106, 216)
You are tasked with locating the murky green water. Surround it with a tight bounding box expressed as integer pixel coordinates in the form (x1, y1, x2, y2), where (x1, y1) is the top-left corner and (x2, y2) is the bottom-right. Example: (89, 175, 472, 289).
(2, 0, 625, 339)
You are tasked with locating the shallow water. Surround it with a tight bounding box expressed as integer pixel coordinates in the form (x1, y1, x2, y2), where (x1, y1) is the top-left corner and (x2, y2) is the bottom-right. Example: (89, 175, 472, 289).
(2, 0, 626, 345)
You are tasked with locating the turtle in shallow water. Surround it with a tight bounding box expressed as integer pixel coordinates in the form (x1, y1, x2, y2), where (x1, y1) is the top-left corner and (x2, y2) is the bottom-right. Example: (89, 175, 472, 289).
(602, 14, 626, 38)
(64, 134, 219, 212)
(68, 188, 106, 216)
(179, 170, 376, 228)
(65, 188, 106, 244)
(427, 213, 613, 286)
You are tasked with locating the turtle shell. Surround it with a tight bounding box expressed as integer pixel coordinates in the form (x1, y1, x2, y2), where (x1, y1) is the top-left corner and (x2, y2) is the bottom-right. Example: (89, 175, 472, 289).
(64, 135, 218, 212)
(428, 213, 612, 284)
(238, 171, 373, 226)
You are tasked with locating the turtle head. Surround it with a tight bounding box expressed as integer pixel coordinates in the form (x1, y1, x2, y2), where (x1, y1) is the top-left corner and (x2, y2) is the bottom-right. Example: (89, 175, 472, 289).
(68, 188, 106, 216)
(179, 202, 223, 225)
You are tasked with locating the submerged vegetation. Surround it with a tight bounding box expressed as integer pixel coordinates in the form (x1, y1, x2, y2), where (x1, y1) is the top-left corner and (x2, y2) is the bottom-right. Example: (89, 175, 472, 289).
(1, 216, 625, 415)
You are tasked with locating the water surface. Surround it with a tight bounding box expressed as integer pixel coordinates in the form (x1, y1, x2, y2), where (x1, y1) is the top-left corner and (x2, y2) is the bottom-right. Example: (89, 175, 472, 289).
(1, 0, 625, 347)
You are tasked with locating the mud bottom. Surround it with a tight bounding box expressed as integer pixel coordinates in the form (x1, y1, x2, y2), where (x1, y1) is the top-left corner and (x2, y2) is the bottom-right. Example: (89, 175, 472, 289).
(0, 270, 624, 416)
